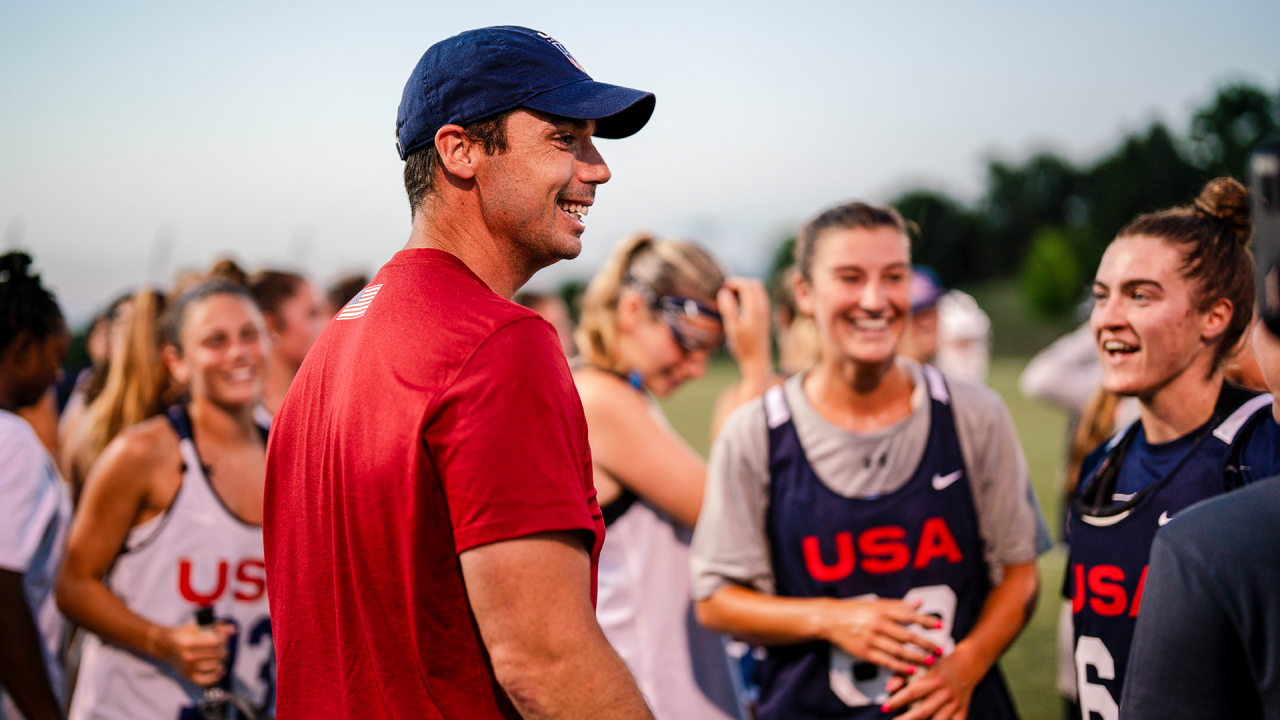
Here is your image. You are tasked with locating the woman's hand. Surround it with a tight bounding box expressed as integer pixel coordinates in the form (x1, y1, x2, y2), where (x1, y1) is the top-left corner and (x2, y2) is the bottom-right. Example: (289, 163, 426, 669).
(820, 597, 941, 676)
(718, 278, 771, 376)
(154, 621, 235, 686)
(880, 643, 985, 720)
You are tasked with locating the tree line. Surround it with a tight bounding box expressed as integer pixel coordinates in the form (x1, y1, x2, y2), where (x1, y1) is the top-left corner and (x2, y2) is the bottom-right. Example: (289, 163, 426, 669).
(891, 82, 1279, 317)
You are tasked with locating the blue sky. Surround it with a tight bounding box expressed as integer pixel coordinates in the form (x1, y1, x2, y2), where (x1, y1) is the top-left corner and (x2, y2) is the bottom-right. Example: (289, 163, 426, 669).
(3, 0, 1278, 321)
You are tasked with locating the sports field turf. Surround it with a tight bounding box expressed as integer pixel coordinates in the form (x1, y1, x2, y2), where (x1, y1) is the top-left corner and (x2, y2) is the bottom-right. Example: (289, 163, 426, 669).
(659, 356, 1070, 720)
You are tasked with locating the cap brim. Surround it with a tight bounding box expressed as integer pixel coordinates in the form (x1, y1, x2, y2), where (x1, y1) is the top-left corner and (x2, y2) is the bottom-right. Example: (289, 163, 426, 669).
(523, 80, 655, 139)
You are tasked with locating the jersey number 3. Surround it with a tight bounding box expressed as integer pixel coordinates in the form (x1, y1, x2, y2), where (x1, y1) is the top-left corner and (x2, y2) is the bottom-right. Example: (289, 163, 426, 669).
(829, 585, 957, 707)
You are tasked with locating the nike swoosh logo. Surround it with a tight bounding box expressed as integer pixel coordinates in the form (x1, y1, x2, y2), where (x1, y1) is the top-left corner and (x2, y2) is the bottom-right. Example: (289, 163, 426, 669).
(932, 470, 963, 490)
(1158, 511, 1173, 526)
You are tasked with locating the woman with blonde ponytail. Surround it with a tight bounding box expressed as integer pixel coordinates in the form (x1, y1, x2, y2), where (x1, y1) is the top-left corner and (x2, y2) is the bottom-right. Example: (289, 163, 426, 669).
(62, 289, 173, 499)
(574, 233, 772, 720)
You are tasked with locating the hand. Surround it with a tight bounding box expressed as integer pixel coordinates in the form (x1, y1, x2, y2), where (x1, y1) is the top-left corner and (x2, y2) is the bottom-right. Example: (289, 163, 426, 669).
(881, 644, 984, 720)
(821, 597, 941, 676)
(717, 277, 771, 380)
(155, 621, 235, 686)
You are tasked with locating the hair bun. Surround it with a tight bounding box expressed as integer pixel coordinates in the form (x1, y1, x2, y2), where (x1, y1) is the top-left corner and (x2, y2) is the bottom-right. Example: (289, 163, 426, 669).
(1193, 177, 1251, 239)
(209, 257, 249, 287)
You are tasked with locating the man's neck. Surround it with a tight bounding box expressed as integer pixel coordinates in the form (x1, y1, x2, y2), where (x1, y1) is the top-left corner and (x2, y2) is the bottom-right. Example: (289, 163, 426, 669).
(404, 203, 535, 299)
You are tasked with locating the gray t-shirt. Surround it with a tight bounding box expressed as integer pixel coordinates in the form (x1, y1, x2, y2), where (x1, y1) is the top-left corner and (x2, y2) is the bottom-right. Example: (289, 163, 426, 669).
(691, 359, 1050, 600)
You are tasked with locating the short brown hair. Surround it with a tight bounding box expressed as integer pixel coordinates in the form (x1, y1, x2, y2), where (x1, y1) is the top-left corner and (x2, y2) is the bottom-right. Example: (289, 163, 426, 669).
(402, 111, 513, 218)
(1118, 177, 1253, 371)
(795, 201, 909, 280)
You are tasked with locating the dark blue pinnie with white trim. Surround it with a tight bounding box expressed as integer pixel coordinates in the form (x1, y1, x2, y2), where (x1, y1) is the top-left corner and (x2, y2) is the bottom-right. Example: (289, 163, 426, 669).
(1065, 382, 1270, 719)
(757, 367, 1016, 719)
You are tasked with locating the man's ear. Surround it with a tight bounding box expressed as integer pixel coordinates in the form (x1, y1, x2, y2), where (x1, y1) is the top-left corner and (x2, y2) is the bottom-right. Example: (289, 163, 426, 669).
(435, 125, 478, 181)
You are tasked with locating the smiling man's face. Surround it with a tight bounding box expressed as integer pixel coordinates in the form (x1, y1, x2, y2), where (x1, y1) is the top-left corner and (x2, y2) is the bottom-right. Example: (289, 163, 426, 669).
(474, 108, 611, 270)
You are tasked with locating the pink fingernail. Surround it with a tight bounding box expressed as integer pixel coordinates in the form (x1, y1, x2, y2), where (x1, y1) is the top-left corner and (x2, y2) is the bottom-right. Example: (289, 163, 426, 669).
(881, 704, 892, 713)
(934, 647, 944, 656)
(935, 621, 944, 629)
(906, 666, 916, 675)
(925, 655, 935, 666)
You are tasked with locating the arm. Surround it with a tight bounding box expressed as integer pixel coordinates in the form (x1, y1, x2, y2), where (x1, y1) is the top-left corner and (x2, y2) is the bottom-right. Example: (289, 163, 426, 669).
(460, 532, 654, 720)
(578, 373, 707, 527)
(0, 569, 62, 720)
(882, 561, 1039, 720)
(696, 585, 941, 675)
(1118, 528, 1237, 719)
(55, 427, 232, 685)
(710, 277, 777, 441)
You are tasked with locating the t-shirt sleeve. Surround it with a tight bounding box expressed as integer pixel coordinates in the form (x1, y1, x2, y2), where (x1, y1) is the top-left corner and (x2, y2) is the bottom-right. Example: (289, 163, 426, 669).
(426, 317, 599, 555)
(1119, 529, 1239, 719)
(0, 418, 54, 573)
(690, 399, 774, 600)
(951, 380, 1051, 577)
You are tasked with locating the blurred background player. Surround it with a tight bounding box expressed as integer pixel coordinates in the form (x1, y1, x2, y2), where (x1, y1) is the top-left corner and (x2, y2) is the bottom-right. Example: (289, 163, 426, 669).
(573, 232, 771, 720)
(245, 269, 324, 421)
(692, 200, 1047, 720)
(515, 289, 578, 360)
(0, 251, 72, 720)
(58, 279, 274, 720)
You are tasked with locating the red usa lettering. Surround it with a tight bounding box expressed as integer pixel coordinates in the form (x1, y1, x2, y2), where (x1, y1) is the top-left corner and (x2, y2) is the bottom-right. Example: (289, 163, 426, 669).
(802, 517, 963, 582)
(1071, 563, 1148, 618)
(179, 558, 267, 604)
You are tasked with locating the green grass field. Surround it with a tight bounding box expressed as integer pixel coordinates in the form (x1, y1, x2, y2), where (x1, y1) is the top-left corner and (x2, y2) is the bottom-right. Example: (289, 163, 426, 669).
(659, 355, 1070, 720)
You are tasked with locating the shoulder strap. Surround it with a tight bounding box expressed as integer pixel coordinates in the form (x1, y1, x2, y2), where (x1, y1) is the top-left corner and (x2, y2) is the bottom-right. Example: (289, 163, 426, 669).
(922, 365, 950, 405)
(165, 404, 193, 441)
(1214, 393, 1273, 444)
(763, 385, 790, 429)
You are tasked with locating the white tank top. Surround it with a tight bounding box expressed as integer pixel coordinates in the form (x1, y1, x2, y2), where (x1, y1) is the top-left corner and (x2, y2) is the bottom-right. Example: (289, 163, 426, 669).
(69, 408, 273, 720)
(595, 400, 745, 720)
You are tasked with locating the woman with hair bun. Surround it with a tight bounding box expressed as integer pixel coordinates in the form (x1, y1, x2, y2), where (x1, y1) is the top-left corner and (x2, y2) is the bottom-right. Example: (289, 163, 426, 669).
(1066, 177, 1272, 717)
(573, 232, 772, 720)
(692, 201, 1046, 720)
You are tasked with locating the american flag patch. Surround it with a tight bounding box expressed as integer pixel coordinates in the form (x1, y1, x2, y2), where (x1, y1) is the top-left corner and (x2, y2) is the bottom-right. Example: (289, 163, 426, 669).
(336, 284, 383, 320)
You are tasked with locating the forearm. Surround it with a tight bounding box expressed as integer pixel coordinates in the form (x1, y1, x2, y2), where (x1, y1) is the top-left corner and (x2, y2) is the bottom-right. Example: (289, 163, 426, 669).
(0, 572, 63, 720)
(952, 562, 1038, 675)
(57, 573, 167, 661)
(493, 630, 653, 720)
(695, 583, 830, 646)
(462, 533, 654, 720)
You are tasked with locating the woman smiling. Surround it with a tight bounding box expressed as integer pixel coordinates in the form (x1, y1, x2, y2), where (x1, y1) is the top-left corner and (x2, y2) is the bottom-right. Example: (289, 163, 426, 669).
(692, 201, 1047, 720)
(1066, 177, 1270, 717)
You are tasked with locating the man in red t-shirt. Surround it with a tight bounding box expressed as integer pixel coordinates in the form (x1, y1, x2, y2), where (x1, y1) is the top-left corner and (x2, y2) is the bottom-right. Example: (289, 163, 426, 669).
(263, 26, 657, 720)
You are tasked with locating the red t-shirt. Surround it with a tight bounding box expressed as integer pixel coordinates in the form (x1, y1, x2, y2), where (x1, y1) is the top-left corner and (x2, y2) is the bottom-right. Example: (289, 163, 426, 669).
(264, 249, 604, 719)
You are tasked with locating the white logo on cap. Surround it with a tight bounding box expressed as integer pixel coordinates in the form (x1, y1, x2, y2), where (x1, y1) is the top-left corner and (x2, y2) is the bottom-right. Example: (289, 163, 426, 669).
(537, 32, 587, 73)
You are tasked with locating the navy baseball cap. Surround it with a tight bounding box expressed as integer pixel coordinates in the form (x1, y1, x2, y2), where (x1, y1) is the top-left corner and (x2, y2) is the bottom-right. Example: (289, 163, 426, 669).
(396, 26, 656, 160)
